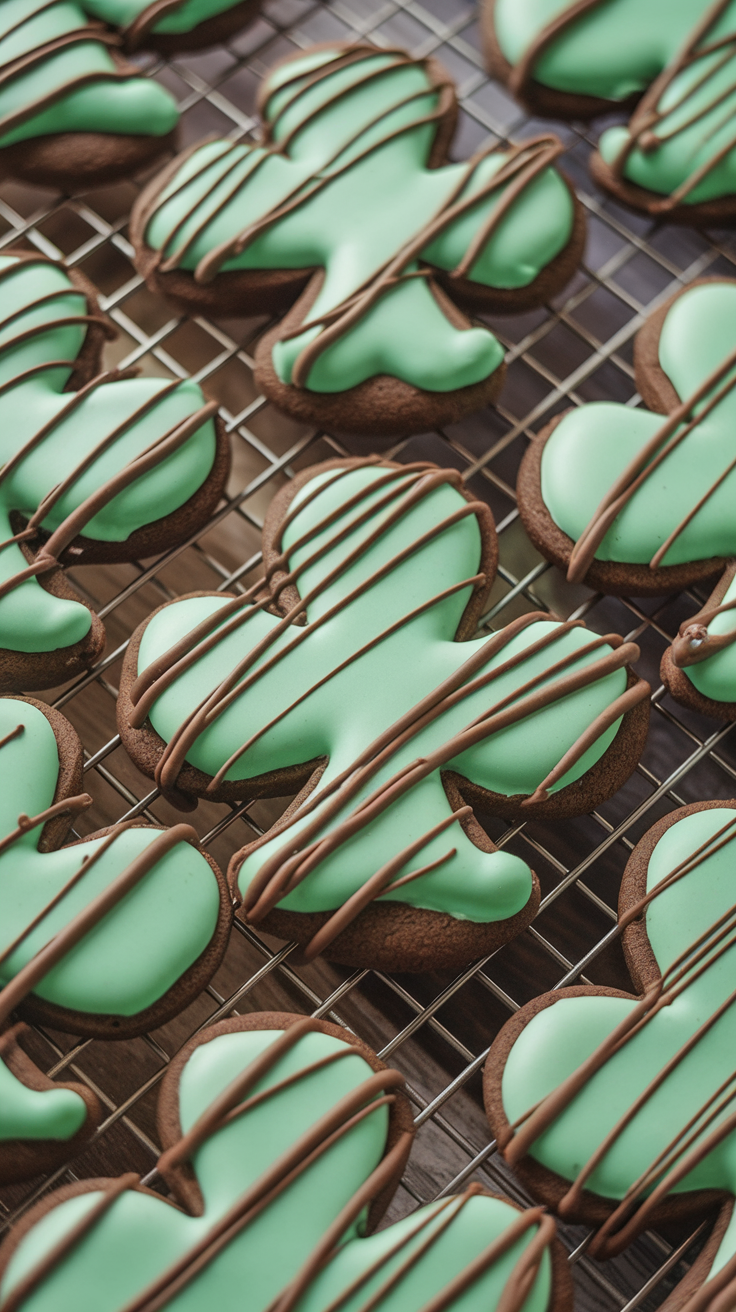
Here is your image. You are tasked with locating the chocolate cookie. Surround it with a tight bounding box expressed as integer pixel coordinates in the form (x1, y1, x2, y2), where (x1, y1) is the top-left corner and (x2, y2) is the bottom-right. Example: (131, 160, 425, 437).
(0, 1, 262, 191)
(0, 1012, 573, 1312)
(483, 0, 736, 225)
(517, 278, 736, 596)
(661, 560, 736, 720)
(117, 456, 649, 973)
(0, 248, 230, 693)
(485, 797, 736, 1312)
(0, 693, 231, 1045)
(131, 42, 586, 437)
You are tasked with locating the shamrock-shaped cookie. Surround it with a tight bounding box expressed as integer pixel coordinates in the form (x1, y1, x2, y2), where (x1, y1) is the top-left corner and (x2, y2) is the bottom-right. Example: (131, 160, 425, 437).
(661, 559, 736, 720)
(0, 1012, 572, 1312)
(517, 278, 736, 596)
(484, 0, 736, 224)
(0, 692, 230, 1181)
(0, 0, 260, 189)
(118, 457, 649, 972)
(0, 249, 229, 693)
(485, 798, 736, 1311)
(131, 43, 585, 436)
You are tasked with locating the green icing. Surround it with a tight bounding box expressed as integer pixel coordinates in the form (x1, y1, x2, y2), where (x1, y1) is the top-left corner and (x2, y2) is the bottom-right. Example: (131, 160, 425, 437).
(0, 0, 178, 148)
(137, 464, 628, 924)
(541, 281, 736, 566)
(86, 0, 245, 34)
(685, 570, 736, 703)
(0, 254, 217, 654)
(0, 1026, 553, 1312)
(144, 46, 574, 394)
(493, 0, 736, 203)
(500, 806, 736, 1286)
(0, 697, 221, 1018)
(0, 1053, 86, 1143)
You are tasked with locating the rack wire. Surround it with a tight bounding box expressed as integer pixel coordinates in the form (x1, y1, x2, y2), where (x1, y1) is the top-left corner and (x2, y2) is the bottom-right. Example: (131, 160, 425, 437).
(1, 1, 736, 1308)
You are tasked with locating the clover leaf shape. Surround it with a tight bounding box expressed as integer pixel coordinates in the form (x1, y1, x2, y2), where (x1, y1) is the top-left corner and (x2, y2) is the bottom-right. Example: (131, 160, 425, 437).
(485, 0, 736, 223)
(118, 457, 648, 974)
(131, 42, 583, 435)
(518, 278, 736, 597)
(0, 1013, 569, 1312)
(0, 250, 228, 694)
(0, 687, 229, 1044)
(485, 798, 736, 1311)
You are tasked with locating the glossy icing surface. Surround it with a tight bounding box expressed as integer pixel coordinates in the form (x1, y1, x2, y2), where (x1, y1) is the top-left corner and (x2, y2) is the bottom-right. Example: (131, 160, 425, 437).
(493, 0, 736, 204)
(0, 254, 217, 654)
(501, 806, 736, 1279)
(0, 698, 221, 1018)
(541, 281, 736, 567)
(0, 1052, 86, 1144)
(684, 569, 736, 702)
(135, 463, 633, 926)
(86, 0, 244, 35)
(0, 1025, 554, 1312)
(143, 46, 574, 394)
(0, 0, 179, 147)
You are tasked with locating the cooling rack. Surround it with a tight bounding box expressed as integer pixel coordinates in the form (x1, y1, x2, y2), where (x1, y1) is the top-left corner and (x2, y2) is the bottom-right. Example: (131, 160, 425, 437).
(2, 2, 736, 1309)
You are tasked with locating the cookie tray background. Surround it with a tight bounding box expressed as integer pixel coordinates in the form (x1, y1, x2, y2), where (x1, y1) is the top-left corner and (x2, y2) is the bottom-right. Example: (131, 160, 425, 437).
(2, 1, 736, 1308)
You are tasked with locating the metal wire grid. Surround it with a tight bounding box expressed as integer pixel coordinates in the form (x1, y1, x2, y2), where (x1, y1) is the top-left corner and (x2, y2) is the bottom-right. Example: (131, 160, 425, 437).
(1, 1, 736, 1308)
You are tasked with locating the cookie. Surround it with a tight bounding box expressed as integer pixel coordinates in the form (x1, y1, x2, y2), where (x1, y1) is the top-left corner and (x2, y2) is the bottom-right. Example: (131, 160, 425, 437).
(0, 693, 231, 1046)
(483, 0, 736, 224)
(661, 559, 736, 720)
(0, 1021, 102, 1187)
(0, 1, 263, 191)
(517, 278, 736, 597)
(0, 249, 231, 694)
(116, 456, 649, 973)
(131, 42, 586, 437)
(485, 797, 736, 1311)
(0, 1011, 573, 1312)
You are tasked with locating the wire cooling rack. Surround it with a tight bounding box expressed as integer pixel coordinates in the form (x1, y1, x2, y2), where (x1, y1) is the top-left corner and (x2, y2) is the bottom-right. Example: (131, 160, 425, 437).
(2, 2, 736, 1308)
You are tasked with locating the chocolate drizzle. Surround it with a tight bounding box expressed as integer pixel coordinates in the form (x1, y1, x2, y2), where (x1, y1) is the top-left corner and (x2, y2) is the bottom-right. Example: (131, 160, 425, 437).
(129, 459, 647, 955)
(0, 253, 218, 605)
(565, 344, 736, 584)
(672, 561, 736, 667)
(506, 0, 736, 210)
(502, 809, 736, 1281)
(0, 1017, 556, 1312)
(0, 4, 139, 143)
(138, 45, 563, 390)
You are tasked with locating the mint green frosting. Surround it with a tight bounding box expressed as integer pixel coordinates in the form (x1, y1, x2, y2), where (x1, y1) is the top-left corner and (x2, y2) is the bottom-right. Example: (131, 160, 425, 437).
(144, 46, 574, 394)
(0, 697, 221, 1017)
(86, 0, 245, 35)
(137, 464, 628, 925)
(0, 1050, 87, 1143)
(684, 570, 736, 703)
(0, 254, 217, 654)
(0, 1025, 553, 1312)
(492, 0, 736, 204)
(0, 0, 179, 148)
(541, 281, 736, 566)
(500, 805, 736, 1283)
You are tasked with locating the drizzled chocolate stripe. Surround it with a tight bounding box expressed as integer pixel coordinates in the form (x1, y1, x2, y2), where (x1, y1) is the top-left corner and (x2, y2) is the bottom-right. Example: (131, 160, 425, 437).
(122, 0, 188, 50)
(0, 822, 199, 1029)
(607, 0, 736, 210)
(672, 561, 736, 667)
(566, 343, 736, 584)
(502, 810, 736, 1271)
(0, 27, 137, 142)
(140, 45, 562, 387)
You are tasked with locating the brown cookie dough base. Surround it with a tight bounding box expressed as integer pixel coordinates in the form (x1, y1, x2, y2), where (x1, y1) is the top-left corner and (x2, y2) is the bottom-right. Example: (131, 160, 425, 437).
(483, 798, 736, 1307)
(0, 1022, 102, 1187)
(590, 151, 736, 227)
(133, 0, 262, 55)
(2, 696, 232, 1041)
(0, 129, 178, 193)
(516, 414, 726, 596)
(660, 647, 736, 723)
